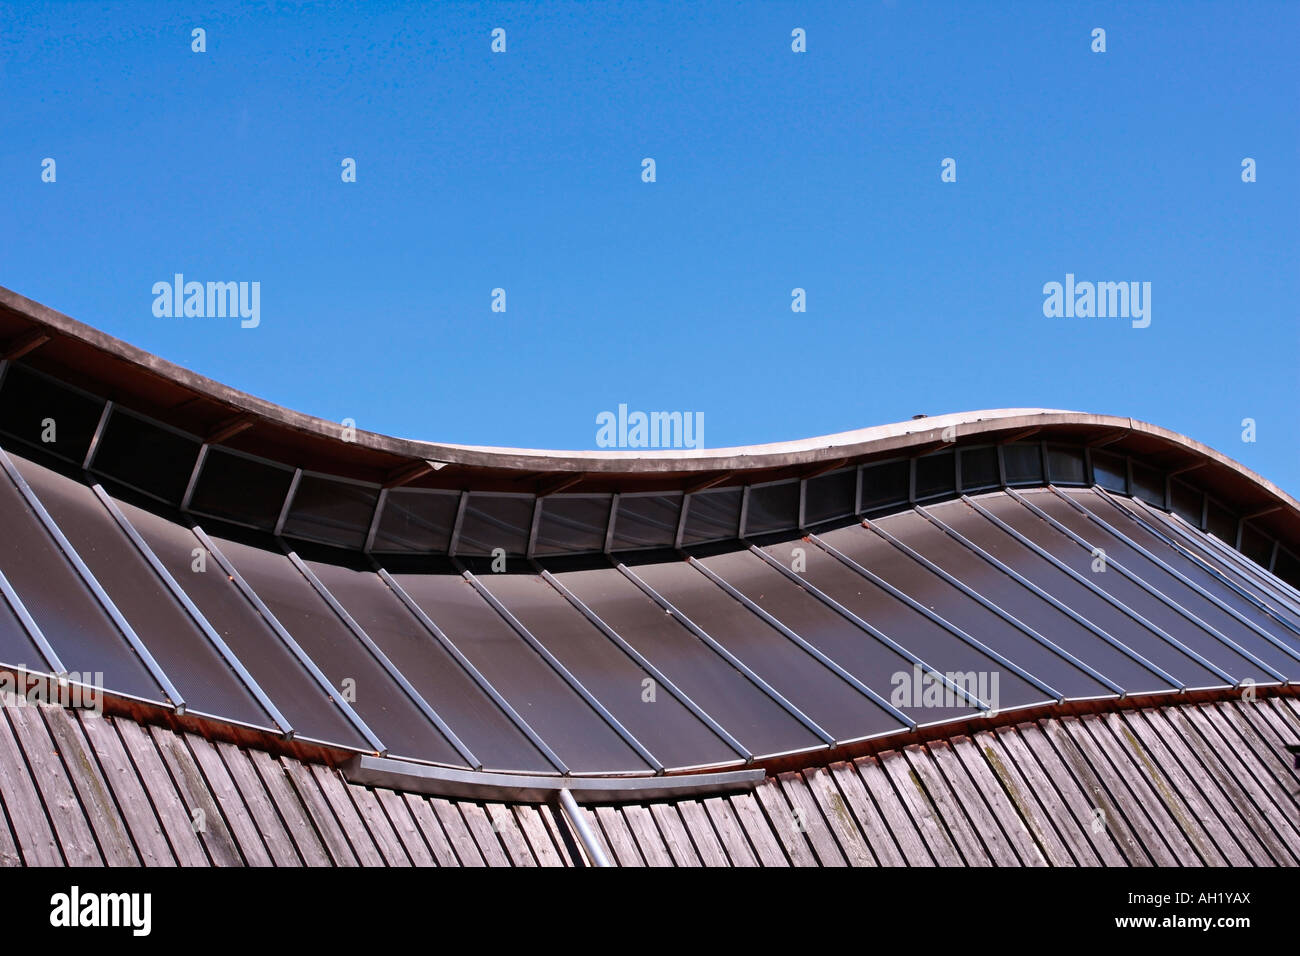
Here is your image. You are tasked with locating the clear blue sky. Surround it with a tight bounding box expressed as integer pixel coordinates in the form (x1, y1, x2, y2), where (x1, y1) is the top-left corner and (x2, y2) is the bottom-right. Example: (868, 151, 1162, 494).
(3, 1, 1296, 494)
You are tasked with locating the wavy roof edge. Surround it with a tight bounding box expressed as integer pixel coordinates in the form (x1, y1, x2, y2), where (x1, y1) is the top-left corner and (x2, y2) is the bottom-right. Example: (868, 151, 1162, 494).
(1, 284, 1296, 521)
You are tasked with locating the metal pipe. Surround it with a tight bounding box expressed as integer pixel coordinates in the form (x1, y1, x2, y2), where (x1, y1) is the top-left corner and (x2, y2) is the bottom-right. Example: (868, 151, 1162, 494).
(557, 788, 612, 868)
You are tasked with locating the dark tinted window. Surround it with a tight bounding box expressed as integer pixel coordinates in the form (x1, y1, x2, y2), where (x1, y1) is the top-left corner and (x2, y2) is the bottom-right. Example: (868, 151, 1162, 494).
(92, 410, 201, 503)
(456, 494, 533, 556)
(1205, 499, 1236, 545)
(0, 364, 104, 464)
(1239, 523, 1273, 567)
(804, 468, 856, 526)
(860, 459, 910, 512)
(682, 488, 741, 544)
(1091, 449, 1128, 493)
(1170, 480, 1203, 527)
(535, 495, 610, 555)
(1131, 460, 1165, 506)
(743, 480, 799, 535)
(372, 489, 459, 552)
(1046, 445, 1086, 485)
(281, 474, 379, 550)
(1002, 443, 1043, 486)
(959, 446, 999, 491)
(611, 493, 680, 550)
(189, 448, 295, 529)
(915, 451, 955, 500)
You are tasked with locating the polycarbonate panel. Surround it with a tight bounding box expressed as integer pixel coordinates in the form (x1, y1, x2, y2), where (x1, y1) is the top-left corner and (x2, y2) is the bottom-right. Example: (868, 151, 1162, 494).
(391, 571, 650, 772)
(959, 446, 999, 492)
(554, 565, 822, 756)
(116, 498, 369, 748)
(874, 507, 1165, 692)
(610, 493, 680, 550)
(1131, 461, 1165, 506)
(760, 540, 1048, 711)
(456, 494, 532, 556)
(1170, 480, 1203, 528)
(682, 488, 741, 544)
(804, 468, 856, 526)
(1029, 491, 1297, 677)
(952, 494, 1225, 688)
(816, 522, 1111, 699)
(696, 548, 979, 726)
(860, 459, 909, 512)
(1046, 445, 1086, 485)
(15, 455, 272, 725)
(189, 448, 294, 529)
(1057, 490, 1300, 655)
(1273, 549, 1300, 589)
(0, 463, 162, 700)
(211, 535, 465, 765)
(305, 559, 552, 772)
(1240, 523, 1274, 567)
(1205, 499, 1236, 545)
(1090, 449, 1128, 493)
(629, 560, 907, 741)
(372, 488, 458, 552)
(534, 495, 610, 555)
(915, 452, 955, 500)
(91, 410, 200, 503)
(0, 364, 103, 465)
(281, 474, 379, 550)
(477, 572, 737, 769)
(1002, 443, 1043, 486)
(743, 480, 799, 536)
(0, 589, 46, 673)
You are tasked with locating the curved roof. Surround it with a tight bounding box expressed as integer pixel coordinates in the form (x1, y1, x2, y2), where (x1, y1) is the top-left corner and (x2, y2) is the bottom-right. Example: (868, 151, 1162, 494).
(0, 284, 1299, 789)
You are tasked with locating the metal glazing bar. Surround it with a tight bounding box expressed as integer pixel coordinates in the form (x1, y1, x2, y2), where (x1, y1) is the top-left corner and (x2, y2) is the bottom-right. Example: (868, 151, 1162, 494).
(617, 561, 836, 745)
(82, 401, 113, 470)
(1125, 494, 1300, 615)
(447, 491, 468, 556)
(863, 520, 1124, 695)
(685, 554, 917, 729)
(557, 789, 612, 867)
(458, 564, 663, 773)
(180, 443, 209, 511)
(534, 562, 750, 760)
(363, 487, 388, 554)
(0, 445, 186, 710)
(526, 498, 543, 558)
(916, 503, 1179, 691)
(372, 563, 569, 774)
(747, 543, 991, 709)
(807, 532, 1064, 702)
(674, 494, 691, 549)
(192, 525, 385, 752)
(0, 563, 65, 675)
(797, 479, 807, 530)
(965, 494, 1230, 686)
(92, 485, 293, 737)
(603, 494, 619, 554)
(273, 468, 303, 536)
(1067, 487, 1300, 655)
(1014, 488, 1287, 680)
(283, 546, 479, 768)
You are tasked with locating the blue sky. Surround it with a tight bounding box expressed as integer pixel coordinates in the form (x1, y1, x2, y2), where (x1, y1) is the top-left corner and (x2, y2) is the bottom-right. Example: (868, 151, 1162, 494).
(3, 1, 1296, 493)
